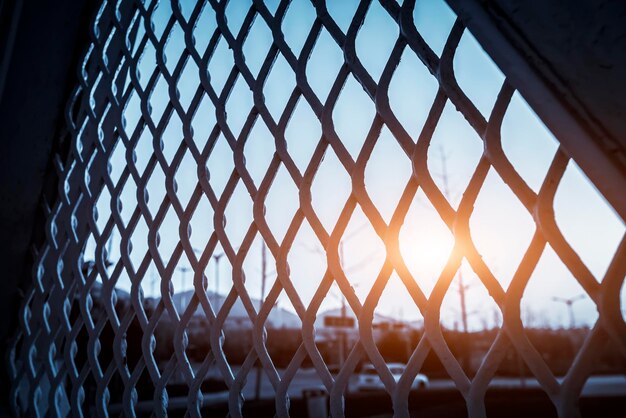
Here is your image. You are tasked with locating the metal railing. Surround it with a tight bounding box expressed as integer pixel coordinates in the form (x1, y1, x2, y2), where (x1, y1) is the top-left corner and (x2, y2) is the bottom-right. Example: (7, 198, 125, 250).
(8, 0, 626, 417)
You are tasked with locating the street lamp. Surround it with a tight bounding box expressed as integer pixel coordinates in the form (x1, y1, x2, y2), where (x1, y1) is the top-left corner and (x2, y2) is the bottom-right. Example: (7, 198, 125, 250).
(212, 252, 226, 298)
(552, 294, 586, 329)
(176, 266, 192, 308)
(193, 247, 228, 307)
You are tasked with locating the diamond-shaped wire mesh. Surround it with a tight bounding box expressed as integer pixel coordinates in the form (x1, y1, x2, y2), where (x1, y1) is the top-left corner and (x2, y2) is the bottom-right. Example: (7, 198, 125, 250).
(8, 0, 626, 417)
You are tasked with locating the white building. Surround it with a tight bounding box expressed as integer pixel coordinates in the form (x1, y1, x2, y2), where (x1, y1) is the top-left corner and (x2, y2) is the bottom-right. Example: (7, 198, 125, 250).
(170, 290, 301, 329)
(314, 307, 422, 343)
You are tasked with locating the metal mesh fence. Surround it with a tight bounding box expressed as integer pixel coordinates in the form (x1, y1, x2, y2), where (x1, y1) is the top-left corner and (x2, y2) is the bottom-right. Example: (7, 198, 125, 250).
(8, 0, 626, 417)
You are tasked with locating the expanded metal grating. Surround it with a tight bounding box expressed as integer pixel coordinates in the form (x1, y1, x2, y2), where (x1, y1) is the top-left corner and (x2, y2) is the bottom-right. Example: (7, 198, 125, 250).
(8, 0, 626, 417)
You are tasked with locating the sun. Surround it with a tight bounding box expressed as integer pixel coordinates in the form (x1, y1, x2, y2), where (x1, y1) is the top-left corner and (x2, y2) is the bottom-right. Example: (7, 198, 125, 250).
(398, 220, 455, 292)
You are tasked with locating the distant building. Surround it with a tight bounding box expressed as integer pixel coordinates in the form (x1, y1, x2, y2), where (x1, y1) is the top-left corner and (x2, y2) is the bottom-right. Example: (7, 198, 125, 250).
(169, 290, 302, 329)
(314, 308, 422, 343)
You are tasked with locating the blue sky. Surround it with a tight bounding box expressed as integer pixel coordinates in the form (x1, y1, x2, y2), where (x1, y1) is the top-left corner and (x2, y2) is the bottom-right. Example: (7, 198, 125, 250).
(89, 0, 625, 330)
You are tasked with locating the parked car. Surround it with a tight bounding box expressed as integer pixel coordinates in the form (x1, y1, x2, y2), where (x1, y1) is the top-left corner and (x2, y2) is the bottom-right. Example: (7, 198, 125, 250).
(356, 363, 429, 391)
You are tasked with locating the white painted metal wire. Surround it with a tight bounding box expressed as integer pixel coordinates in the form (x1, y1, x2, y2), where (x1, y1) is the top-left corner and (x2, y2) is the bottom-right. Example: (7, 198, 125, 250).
(8, 0, 626, 417)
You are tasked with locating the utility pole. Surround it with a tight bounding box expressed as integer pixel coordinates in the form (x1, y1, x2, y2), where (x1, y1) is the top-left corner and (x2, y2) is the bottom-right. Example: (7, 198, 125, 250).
(334, 241, 369, 368)
(552, 295, 585, 329)
(301, 226, 372, 368)
(438, 148, 472, 334)
(255, 242, 269, 401)
(176, 266, 191, 308)
(438, 148, 474, 372)
(338, 241, 346, 369)
(458, 271, 470, 335)
(457, 271, 475, 373)
(192, 247, 225, 307)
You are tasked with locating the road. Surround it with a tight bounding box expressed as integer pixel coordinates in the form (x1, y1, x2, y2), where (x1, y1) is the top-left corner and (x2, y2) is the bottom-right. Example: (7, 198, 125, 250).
(166, 366, 626, 401)
(238, 369, 626, 400)
(113, 370, 625, 413)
